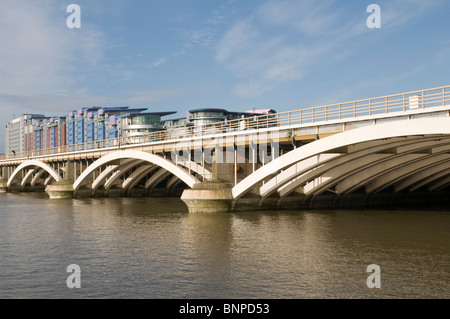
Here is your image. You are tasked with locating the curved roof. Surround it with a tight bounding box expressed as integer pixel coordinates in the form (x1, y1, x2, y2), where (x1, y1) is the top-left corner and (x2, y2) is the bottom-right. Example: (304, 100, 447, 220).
(188, 108, 228, 114)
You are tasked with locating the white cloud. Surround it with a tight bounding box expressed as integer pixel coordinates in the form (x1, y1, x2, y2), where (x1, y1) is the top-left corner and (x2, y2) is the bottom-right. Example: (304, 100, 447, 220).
(0, 1, 108, 101)
(256, 0, 341, 37)
(122, 89, 183, 105)
(3, 1, 107, 90)
(216, 19, 256, 63)
(381, 0, 444, 29)
(0, 0, 112, 152)
(150, 3, 236, 70)
(0, 1, 69, 96)
(151, 58, 168, 68)
(216, 0, 344, 98)
(215, 0, 445, 98)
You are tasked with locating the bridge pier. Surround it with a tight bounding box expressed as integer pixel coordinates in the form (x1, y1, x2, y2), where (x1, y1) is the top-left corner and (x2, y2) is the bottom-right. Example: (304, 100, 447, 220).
(45, 179, 74, 199)
(181, 152, 234, 213)
(181, 180, 233, 213)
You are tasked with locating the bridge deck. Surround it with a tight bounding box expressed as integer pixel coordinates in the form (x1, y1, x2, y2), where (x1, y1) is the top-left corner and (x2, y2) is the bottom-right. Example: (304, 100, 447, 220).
(1, 85, 449, 165)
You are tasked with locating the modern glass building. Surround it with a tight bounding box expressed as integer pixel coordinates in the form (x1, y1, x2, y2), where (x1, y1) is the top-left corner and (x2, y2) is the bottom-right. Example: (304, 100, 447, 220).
(188, 108, 229, 126)
(187, 108, 276, 126)
(162, 117, 188, 129)
(117, 111, 176, 137)
(4, 107, 176, 154)
(4, 106, 277, 154)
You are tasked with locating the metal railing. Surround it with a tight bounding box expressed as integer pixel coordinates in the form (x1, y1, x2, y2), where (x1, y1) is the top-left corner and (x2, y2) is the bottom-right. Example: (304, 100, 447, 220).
(1, 85, 449, 161)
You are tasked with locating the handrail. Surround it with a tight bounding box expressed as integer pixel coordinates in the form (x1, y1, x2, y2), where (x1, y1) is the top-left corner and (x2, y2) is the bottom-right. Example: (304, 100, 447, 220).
(1, 85, 449, 161)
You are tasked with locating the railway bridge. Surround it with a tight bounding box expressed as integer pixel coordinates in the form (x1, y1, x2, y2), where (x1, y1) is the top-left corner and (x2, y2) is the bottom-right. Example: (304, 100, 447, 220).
(1, 85, 450, 212)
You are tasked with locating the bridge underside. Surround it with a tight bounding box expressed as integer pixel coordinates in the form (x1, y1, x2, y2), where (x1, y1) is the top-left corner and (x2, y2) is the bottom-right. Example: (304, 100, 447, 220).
(232, 117, 450, 210)
(233, 134, 450, 210)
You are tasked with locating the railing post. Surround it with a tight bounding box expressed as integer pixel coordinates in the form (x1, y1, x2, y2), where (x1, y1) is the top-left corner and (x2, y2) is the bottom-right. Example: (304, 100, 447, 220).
(403, 94, 406, 112)
(422, 90, 425, 109)
(444, 88, 446, 107)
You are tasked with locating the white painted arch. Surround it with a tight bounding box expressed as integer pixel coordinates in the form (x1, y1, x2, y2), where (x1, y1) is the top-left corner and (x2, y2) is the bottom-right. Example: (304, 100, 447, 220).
(7, 160, 61, 187)
(31, 169, 46, 187)
(305, 140, 450, 196)
(73, 150, 200, 192)
(263, 135, 450, 199)
(233, 117, 450, 199)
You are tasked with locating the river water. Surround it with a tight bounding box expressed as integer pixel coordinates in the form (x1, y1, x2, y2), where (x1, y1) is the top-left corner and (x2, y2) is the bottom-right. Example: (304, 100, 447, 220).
(0, 192, 448, 299)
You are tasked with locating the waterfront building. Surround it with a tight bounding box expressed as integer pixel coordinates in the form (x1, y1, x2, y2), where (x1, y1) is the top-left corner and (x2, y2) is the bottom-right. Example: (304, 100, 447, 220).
(4, 107, 177, 154)
(187, 108, 277, 126)
(4, 106, 278, 155)
(244, 109, 278, 128)
(116, 111, 177, 137)
(65, 107, 176, 149)
(188, 108, 229, 126)
(244, 109, 277, 115)
(5, 114, 47, 154)
(162, 117, 188, 130)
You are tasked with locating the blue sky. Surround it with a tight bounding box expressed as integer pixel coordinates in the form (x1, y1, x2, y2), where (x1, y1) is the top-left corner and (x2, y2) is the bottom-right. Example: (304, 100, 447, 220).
(1, 0, 450, 152)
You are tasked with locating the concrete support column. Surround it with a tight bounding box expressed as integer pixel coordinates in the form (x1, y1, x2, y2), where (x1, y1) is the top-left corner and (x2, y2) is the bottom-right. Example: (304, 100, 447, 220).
(80, 161, 94, 186)
(181, 181, 233, 213)
(181, 151, 233, 213)
(0, 178, 7, 193)
(45, 179, 74, 199)
(65, 162, 75, 182)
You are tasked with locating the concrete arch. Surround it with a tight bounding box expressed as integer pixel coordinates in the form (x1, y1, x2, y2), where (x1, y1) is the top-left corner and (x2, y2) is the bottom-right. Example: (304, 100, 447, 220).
(31, 169, 46, 187)
(103, 160, 142, 191)
(429, 175, 450, 192)
(272, 136, 450, 198)
(122, 165, 156, 194)
(21, 169, 36, 188)
(402, 166, 450, 192)
(90, 159, 141, 193)
(308, 140, 450, 196)
(233, 117, 450, 199)
(7, 160, 61, 187)
(145, 168, 171, 194)
(167, 175, 182, 189)
(164, 176, 184, 195)
(45, 175, 54, 186)
(364, 153, 450, 194)
(332, 154, 435, 195)
(91, 165, 120, 193)
(109, 160, 209, 194)
(73, 150, 199, 193)
(177, 161, 212, 180)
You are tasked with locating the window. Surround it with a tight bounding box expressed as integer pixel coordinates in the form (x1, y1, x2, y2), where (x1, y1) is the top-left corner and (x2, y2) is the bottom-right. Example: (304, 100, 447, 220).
(131, 116, 159, 125)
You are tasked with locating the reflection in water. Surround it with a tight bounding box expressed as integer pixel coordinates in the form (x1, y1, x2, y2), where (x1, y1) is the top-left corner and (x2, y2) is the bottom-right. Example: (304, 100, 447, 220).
(0, 192, 449, 298)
